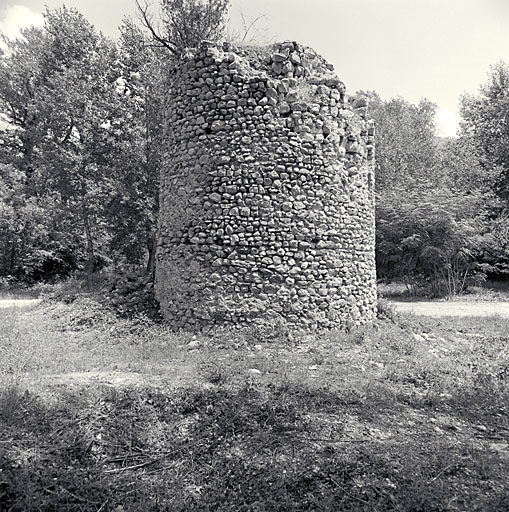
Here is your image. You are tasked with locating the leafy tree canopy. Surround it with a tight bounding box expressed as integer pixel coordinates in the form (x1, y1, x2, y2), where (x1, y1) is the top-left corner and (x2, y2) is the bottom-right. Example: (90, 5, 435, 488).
(136, 0, 230, 55)
(365, 92, 438, 191)
(460, 61, 509, 201)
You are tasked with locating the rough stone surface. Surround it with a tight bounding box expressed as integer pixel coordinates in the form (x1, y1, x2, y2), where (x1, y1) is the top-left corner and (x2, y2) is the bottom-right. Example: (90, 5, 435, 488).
(155, 41, 377, 331)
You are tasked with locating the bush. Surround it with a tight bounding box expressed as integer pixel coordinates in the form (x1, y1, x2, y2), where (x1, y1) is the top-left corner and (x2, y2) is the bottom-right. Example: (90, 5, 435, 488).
(105, 272, 161, 320)
(481, 213, 509, 278)
(376, 185, 498, 296)
(376, 297, 399, 322)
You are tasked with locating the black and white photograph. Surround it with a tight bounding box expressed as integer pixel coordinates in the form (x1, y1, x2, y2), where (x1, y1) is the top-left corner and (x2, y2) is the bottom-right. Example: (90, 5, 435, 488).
(1, 0, 508, 510)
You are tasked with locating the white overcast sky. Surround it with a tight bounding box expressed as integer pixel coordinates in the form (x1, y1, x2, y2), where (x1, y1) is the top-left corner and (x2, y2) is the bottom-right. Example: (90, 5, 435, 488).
(2, 0, 509, 137)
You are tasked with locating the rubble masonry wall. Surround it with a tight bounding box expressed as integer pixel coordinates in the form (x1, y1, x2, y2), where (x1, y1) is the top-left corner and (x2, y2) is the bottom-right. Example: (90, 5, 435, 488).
(155, 41, 377, 330)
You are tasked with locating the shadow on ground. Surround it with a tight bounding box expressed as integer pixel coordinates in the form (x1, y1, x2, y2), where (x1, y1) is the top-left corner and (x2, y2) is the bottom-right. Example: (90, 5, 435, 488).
(1, 381, 508, 512)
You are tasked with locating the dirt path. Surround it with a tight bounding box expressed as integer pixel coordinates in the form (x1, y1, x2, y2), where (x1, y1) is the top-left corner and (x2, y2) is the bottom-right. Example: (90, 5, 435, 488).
(0, 299, 41, 309)
(3, 297, 508, 317)
(391, 300, 509, 317)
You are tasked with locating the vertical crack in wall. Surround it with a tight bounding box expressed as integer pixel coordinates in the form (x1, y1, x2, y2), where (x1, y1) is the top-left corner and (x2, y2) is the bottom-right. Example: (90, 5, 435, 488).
(156, 40, 377, 330)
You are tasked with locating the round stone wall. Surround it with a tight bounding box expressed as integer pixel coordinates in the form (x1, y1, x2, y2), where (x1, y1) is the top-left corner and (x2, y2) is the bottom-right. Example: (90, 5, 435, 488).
(155, 41, 377, 330)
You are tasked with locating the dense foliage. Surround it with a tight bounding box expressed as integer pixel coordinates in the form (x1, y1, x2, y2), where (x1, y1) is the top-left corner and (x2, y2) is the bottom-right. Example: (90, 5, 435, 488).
(366, 93, 438, 191)
(376, 186, 497, 295)
(0, 2, 507, 294)
(460, 61, 509, 200)
(0, 8, 131, 280)
(0, 2, 229, 283)
(369, 89, 508, 295)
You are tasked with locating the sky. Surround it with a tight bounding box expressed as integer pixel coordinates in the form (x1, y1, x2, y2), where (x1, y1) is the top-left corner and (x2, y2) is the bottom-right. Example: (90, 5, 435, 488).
(2, 0, 509, 137)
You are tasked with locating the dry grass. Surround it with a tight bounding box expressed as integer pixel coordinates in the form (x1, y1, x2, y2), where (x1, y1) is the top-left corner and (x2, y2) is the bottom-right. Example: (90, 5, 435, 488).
(378, 279, 509, 302)
(1, 296, 509, 511)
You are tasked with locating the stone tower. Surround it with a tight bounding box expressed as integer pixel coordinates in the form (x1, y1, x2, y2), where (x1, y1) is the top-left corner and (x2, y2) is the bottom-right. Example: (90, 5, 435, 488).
(155, 41, 377, 330)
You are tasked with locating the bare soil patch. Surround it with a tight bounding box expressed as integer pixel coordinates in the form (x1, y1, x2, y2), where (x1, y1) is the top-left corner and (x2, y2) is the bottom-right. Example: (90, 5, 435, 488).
(391, 300, 509, 317)
(0, 299, 41, 309)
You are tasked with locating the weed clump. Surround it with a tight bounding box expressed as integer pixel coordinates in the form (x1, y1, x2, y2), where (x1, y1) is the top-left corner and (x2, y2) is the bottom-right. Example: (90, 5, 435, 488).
(105, 272, 161, 320)
(2, 380, 508, 511)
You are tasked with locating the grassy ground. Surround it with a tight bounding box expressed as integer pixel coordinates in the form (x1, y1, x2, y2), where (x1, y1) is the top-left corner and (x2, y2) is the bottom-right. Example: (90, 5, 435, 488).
(1, 298, 509, 511)
(378, 280, 509, 302)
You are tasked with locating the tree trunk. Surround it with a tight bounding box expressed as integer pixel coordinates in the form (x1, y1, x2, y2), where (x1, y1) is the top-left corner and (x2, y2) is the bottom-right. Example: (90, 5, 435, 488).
(8, 241, 16, 275)
(21, 121, 39, 189)
(146, 231, 157, 278)
(82, 206, 95, 285)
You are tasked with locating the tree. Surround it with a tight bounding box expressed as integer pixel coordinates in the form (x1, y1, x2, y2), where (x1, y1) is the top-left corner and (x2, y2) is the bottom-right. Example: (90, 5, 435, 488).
(376, 185, 497, 296)
(436, 136, 502, 193)
(0, 163, 78, 281)
(107, 18, 164, 274)
(0, 26, 48, 182)
(0, 7, 123, 279)
(460, 61, 509, 201)
(0, 6, 179, 282)
(36, 7, 122, 277)
(136, 0, 230, 54)
(0, 24, 83, 280)
(367, 92, 507, 291)
(366, 93, 438, 191)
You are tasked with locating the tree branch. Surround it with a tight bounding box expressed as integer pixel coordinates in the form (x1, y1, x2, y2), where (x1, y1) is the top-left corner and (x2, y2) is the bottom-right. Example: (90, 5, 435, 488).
(240, 13, 266, 43)
(135, 0, 179, 55)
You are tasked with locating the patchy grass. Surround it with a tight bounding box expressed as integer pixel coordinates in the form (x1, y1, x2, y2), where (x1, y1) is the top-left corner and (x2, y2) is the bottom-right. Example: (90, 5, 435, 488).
(378, 279, 509, 302)
(1, 298, 509, 511)
(0, 279, 57, 300)
(0, 299, 192, 380)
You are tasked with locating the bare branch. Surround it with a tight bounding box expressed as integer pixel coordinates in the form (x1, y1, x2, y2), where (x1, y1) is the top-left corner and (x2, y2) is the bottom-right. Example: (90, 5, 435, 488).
(240, 13, 266, 43)
(134, 0, 178, 55)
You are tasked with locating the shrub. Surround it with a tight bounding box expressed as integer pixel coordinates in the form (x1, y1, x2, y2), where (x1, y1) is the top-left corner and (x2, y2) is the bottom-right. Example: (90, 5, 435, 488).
(376, 297, 399, 322)
(376, 185, 497, 296)
(105, 272, 161, 320)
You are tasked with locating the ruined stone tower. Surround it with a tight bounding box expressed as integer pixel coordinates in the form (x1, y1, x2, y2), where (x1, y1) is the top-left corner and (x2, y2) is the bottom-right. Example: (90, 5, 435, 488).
(155, 41, 377, 330)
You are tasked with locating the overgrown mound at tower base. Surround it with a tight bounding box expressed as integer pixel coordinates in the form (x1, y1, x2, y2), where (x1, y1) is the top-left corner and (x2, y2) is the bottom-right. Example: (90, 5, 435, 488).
(155, 41, 377, 330)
